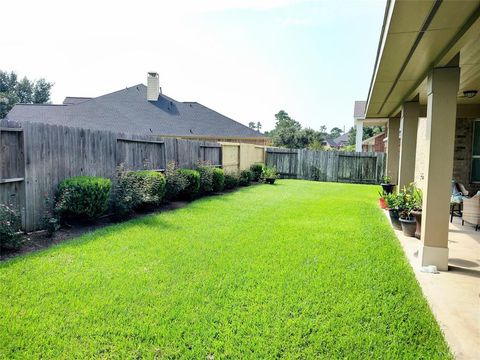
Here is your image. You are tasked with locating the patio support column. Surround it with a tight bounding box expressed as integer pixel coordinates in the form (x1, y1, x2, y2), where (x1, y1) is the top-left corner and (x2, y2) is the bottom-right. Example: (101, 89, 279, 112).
(386, 118, 400, 184)
(398, 102, 419, 189)
(355, 120, 363, 152)
(421, 66, 460, 271)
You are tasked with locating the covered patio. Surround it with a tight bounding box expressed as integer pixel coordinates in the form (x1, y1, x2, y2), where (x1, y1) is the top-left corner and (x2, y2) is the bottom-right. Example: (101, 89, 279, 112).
(360, 0, 480, 271)
(359, 1, 480, 358)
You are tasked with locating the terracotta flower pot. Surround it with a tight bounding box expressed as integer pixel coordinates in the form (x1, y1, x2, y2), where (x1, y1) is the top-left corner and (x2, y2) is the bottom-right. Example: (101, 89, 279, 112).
(379, 198, 387, 209)
(388, 209, 402, 230)
(411, 210, 422, 239)
(400, 217, 416, 237)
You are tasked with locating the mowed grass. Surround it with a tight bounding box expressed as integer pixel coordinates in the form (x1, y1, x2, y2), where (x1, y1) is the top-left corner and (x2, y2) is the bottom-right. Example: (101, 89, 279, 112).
(0, 180, 451, 359)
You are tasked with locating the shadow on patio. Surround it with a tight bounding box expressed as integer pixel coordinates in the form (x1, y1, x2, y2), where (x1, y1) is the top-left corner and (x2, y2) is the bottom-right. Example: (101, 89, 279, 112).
(392, 215, 480, 360)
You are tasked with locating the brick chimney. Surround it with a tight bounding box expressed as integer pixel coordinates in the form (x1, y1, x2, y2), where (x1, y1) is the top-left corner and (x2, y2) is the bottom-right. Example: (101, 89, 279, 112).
(147, 72, 160, 101)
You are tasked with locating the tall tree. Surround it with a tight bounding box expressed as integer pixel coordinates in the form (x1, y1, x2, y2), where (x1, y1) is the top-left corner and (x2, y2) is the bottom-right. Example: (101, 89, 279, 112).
(33, 79, 53, 104)
(248, 121, 256, 129)
(256, 121, 262, 132)
(16, 77, 33, 103)
(328, 127, 343, 139)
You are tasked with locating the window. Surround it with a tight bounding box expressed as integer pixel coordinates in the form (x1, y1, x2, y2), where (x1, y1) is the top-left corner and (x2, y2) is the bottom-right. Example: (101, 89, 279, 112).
(471, 120, 480, 182)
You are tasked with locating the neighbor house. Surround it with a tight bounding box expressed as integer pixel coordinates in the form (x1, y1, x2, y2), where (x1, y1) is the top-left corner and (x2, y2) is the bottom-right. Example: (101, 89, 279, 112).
(357, 0, 480, 270)
(5, 72, 268, 145)
(362, 132, 386, 153)
(322, 133, 350, 149)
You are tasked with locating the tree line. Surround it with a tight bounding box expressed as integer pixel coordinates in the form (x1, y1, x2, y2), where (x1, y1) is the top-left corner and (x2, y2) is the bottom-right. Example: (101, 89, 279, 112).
(251, 110, 383, 150)
(0, 70, 54, 118)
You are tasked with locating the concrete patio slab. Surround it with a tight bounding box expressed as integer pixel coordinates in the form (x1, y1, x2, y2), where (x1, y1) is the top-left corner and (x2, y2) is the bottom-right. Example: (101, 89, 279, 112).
(388, 213, 480, 360)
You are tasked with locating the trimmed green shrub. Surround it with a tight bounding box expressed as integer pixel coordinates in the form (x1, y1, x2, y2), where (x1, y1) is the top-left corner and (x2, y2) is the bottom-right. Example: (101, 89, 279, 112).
(56, 176, 112, 219)
(164, 162, 188, 201)
(212, 168, 225, 192)
(224, 173, 239, 189)
(130, 170, 166, 207)
(196, 165, 215, 194)
(178, 169, 200, 199)
(113, 169, 165, 217)
(0, 204, 22, 249)
(250, 163, 264, 182)
(239, 170, 253, 186)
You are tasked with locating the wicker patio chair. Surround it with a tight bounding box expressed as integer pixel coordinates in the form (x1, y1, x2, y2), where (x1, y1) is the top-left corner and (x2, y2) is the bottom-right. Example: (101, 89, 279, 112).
(462, 195, 480, 231)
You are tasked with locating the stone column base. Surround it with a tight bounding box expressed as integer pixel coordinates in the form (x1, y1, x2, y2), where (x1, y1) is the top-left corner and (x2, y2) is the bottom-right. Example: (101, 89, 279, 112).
(421, 245, 449, 271)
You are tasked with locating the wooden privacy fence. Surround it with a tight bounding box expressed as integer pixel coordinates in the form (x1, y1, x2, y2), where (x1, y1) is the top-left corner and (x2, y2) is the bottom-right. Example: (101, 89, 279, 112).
(0, 121, 221, 231)
(220, 142, 266, 174)
(266, 148, 386, 184)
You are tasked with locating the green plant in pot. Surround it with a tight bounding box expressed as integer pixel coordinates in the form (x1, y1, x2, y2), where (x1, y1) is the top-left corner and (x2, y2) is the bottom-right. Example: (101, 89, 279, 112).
(378, 190, 387, 209)
(384, 192, 402, 230)
(397, 184, 418, 237)
(409, 184, 423, 240)
(381, 175, 395, 194)
(261, 166, 278, 184)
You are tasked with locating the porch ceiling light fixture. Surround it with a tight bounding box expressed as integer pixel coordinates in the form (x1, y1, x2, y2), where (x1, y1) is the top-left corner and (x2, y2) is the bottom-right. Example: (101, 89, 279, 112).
(463, 90, 478, 98)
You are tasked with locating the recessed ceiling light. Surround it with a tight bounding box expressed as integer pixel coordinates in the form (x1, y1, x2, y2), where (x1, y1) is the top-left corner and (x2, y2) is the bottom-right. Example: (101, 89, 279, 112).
(463, 90, 478, 98)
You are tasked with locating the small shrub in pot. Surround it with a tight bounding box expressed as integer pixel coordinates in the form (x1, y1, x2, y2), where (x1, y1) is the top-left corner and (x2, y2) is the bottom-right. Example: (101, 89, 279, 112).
(56, 176, 112, 220)
(261, 166, 278, 184)
(212, 168, 225, 192)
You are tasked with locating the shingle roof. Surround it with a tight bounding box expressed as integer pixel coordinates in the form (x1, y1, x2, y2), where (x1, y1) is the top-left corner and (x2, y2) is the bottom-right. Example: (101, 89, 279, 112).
(7, 84, 265, 139)
(63, 97, 92, 105)
(353, 101, 366, 118)
(333, 133, 349, 144)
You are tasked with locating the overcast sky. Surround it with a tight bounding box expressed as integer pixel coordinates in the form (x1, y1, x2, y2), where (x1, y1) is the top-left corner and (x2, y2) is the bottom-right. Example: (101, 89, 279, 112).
(2, 0, 385, 132)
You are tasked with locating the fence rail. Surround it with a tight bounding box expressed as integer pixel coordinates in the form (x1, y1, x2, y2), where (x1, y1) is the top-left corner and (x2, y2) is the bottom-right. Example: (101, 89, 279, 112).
(266, 148, 386, 184)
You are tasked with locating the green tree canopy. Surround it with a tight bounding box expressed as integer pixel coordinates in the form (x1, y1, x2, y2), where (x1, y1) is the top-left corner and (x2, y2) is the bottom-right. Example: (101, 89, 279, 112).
(0, 70, 54, 118)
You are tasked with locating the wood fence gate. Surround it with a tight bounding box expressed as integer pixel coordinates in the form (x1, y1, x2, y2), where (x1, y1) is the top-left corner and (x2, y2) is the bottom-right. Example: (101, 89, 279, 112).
(266, 148, 386, 184)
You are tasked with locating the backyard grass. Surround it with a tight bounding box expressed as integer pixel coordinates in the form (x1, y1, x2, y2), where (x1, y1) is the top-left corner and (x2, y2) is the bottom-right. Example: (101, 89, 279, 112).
(0, 180, 451, 359)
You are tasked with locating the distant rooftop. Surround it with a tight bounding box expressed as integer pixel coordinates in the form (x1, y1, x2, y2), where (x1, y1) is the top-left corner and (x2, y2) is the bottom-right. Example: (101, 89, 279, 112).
(7, 84, 265, 139)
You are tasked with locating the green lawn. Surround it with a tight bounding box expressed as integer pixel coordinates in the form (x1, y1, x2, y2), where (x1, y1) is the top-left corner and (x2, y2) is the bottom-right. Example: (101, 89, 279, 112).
(0, 180, 451, 359)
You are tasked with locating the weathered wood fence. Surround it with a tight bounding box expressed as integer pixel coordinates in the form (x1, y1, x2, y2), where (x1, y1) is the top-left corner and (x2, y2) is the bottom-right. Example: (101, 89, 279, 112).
(1, 120, 386, 232)
(266, 148, 386, 184)
(0, 121, 221, 231)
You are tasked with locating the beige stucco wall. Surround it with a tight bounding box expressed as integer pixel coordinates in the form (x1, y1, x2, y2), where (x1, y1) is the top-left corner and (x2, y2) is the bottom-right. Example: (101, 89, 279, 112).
(414, 117, 427, 192)
(415, 117, 480, 195)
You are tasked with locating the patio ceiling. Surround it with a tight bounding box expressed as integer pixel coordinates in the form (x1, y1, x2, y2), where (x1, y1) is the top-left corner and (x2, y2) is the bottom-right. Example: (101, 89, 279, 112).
(366, 0, 480, 119)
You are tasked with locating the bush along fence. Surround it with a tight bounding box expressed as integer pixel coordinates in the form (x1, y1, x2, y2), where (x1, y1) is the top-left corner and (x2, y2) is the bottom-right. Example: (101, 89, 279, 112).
(0, 121, 270, 232)
(266, 148, 386, 184)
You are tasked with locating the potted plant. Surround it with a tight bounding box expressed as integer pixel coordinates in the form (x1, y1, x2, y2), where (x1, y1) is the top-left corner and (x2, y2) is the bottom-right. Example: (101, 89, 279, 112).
(261, 166, 278, 184)
(384, 192, 402, 230)
(378, 190, 387, 209)
(410, 185, 423, 239)
(398, 184, 417, 237)
(381, 175, 395, 194)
